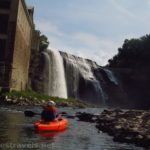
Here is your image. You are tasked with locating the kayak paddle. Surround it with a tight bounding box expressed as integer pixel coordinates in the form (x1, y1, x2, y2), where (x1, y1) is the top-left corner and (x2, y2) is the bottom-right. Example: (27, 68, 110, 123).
(24, 110, 67, 117)
(24, 110, 41, 117)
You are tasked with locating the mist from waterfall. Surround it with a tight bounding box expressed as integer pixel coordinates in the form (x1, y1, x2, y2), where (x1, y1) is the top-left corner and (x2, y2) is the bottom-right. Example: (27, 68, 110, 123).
(43, 49, 68, 99)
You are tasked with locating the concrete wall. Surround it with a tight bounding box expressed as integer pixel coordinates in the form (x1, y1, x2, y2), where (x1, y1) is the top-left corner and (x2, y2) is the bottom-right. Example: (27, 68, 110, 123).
(0, 0, 18, 90)
(10, 0, 32, 90)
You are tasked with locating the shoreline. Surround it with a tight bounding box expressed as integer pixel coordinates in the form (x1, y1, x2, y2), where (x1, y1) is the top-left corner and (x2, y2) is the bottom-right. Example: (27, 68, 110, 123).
(0, 90, 92, 108)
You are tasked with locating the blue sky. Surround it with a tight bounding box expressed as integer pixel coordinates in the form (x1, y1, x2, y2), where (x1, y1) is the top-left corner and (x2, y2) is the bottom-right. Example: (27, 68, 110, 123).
(26, 0, 150, 65)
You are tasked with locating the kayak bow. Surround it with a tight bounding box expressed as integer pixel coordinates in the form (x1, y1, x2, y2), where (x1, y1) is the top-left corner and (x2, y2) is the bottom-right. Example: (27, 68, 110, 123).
(34, 118, 68, 131)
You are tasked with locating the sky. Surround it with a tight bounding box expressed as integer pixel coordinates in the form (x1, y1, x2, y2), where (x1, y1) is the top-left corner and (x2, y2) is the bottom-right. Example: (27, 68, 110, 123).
(26, 0, 150, 66)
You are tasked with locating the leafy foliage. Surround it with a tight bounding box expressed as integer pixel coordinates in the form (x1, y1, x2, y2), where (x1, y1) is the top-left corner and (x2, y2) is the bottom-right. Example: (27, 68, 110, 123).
(39, 34, 49, 51)
(108, 34, 150, 68)
(107, 34, 150, 109)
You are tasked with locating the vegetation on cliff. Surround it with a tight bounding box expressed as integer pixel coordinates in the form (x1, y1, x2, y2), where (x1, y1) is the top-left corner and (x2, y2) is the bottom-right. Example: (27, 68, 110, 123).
(39, 34, 49, 51)
(108, 34, 150, 68)
(29, 33, 49, 92)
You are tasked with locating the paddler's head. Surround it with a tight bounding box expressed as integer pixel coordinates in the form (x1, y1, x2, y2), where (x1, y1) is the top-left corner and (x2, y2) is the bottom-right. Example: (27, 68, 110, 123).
(47, 100, 56, 107)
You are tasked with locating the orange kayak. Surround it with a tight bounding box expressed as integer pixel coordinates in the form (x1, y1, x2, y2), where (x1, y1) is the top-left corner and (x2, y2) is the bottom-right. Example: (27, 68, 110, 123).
(34, 118, 68, 131)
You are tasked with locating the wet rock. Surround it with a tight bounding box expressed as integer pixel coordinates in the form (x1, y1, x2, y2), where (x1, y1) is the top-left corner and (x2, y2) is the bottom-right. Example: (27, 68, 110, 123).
(66, 115, 76, 119)
(59, 112, 75, 119)
(76, 112, 95, 123)
(96, 109, 150, 148)
(5, 97, 12, 102)
(12, 99, 18, 104)
(58, 102, 69, 107)
(41, 100, 45, 103)
(60, 112, 68, 115)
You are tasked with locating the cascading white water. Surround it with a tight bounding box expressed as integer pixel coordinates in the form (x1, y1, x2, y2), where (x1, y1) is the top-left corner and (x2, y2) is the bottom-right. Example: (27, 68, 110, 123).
(61, 52, 106, 104)
(93, 81, 106, 105)
(64, 53, 96, 80)
(43, 49, 67, 99)
(104, 69, 118, 85)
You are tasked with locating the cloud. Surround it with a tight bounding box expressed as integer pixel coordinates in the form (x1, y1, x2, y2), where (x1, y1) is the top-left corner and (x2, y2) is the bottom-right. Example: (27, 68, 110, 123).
(27, 0, 150, 66)
(73, 32, 119, 53)
(73, 33, 120, 65)
(147, 0, 150, 4)
(110, 0, 136, 19)
(73, 33, 101, 48)
(36, 20, 63, 37)
(47, 31, 120, 66)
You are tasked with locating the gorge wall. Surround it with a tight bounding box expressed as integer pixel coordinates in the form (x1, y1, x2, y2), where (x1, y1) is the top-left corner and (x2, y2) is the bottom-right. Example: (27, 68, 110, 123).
(30, 34, 150, 109)
(31, 49, 129, 108)
(107, 34, 150, 109)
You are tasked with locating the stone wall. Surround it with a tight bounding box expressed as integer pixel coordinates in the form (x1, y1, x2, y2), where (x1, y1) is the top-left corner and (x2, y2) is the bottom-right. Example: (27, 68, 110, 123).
(10, 0, 32, 90)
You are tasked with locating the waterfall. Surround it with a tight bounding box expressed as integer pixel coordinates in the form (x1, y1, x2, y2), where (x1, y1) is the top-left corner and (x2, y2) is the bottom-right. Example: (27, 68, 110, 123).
(43, 49, 67, 99)
(60, 52, 106, 104)
(33, 50, 128, 107)
(103, 69, 118, 85)
(93, 81, 106, 105)
(61, 52, 96, 81)
(41, 50, 116, 105)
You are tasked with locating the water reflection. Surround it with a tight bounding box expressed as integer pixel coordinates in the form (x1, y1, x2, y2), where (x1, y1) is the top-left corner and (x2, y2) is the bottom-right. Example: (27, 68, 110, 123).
(0, 107, 147, 150)
(35, 130, 66, 139)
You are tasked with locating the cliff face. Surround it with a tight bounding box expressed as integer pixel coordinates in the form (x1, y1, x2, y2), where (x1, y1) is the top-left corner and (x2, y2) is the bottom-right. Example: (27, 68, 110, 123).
(107, 34, 150, 109)
(29, 34, 49, 93)
(114, 68, 150, 109)
(29, 50, 45, 92)
(29, 34, 150, 109)
(93, 68, 128, 107)
(30, 32, 150, 109)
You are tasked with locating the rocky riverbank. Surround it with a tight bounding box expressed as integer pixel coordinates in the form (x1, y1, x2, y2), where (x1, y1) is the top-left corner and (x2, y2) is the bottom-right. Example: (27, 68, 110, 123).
(0, 90, 89, 108)
(96, 109, 150, 148)
(73, 109, 150, 148)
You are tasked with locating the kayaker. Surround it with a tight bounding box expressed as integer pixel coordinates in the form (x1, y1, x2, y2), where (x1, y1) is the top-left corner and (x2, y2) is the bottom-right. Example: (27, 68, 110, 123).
(41, 100, 58, 122)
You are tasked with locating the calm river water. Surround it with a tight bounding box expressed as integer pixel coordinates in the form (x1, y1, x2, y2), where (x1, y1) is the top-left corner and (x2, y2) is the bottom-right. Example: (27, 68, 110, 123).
(0, 106, 148, 150)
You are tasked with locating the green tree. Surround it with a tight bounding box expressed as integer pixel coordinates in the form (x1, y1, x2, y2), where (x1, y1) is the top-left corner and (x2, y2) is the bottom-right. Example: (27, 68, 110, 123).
(108, 34, 150, 68)
(39, 34, 49, 51)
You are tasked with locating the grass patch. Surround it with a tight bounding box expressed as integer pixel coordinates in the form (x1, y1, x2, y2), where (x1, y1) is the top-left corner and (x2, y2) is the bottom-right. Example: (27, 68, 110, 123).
(1, 90, 89, 107)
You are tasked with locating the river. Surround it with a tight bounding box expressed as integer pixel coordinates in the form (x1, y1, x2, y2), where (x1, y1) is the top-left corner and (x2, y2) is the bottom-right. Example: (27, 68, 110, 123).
(0, 106, 147, 150)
